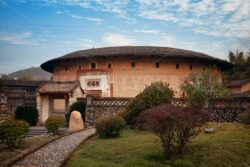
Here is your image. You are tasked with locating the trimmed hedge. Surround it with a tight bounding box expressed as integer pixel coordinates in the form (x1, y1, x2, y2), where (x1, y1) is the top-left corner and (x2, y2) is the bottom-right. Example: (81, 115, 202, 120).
(95, 115, 126, 138)
(15, 106, 39, 126)
(65, 101, 86, 125)
(0, 120, 29, 148)
(45, 115, 66, 133)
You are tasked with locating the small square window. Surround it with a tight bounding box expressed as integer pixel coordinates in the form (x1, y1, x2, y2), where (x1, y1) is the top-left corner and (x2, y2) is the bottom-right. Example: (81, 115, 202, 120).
(189, 65, 192, 70)
(78, 65, 82, 70)
(65, 66, 68, 71)
(91, 63, 96, 69)
(131, 62, 136, 68)
(107, 63, 112, 68)
(156, 62, 160, 68)
(176, 64, 179, 69)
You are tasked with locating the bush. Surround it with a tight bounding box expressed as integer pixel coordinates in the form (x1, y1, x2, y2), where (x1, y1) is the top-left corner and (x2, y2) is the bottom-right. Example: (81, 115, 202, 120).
(15, 105, 39, 126)
(136, 104, 207, 159)
(123, 82, 174, 125)
(65, 101, 86, 125)
(0, 120, 29, 148)
(95, 115, 126, 138)
(45, 115, 66, 133)
(181, 70, 229, 109)
(240, 108, 250, 125)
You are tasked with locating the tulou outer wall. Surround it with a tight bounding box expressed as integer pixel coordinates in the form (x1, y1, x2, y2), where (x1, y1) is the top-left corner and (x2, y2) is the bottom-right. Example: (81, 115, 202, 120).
(52, 57, 222, 98)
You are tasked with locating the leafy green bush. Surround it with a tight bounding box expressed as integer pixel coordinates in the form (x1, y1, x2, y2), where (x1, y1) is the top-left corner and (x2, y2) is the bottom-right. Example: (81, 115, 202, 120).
(45, 115, 66, 133)
(95, 115, 126, 138)
(240, 108, 250, 125)
(65, 101, 86, 125)
(123, 82, 174, 125)
(15, 105, 39, 126)
(181, 70, 229, 109)
(0, 120, 29, 147)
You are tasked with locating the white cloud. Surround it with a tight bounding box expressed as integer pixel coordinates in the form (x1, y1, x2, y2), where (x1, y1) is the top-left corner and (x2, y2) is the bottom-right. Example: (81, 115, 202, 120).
(84, 17, 103, 24)
(56, 11, 103, 24)
(59, 38, 95, 48)
(102, 33, 136, 46)
(136, 0, 250, 39)
(134, 29, 159, 34)
(0, 32, 33, 45)
(70, 14, 82, 19)
(48, 0, 129, 15)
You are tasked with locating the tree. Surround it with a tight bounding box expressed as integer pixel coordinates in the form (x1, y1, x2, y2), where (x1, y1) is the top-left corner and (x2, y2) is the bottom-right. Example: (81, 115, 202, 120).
(0, 79, 4, 93)
(224, 50, 250, 81)
(181, 70, 229, 109)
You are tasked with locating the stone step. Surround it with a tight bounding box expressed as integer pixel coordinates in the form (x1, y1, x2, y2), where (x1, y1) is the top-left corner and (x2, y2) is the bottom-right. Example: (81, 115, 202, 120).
(26, 128, 48, 137)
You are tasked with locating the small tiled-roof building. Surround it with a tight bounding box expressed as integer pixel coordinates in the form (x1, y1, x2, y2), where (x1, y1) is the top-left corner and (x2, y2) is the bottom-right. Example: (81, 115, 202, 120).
(37, 81, 84, 122)
(3, 79, 43, 93)
(226, 79, 250, 94)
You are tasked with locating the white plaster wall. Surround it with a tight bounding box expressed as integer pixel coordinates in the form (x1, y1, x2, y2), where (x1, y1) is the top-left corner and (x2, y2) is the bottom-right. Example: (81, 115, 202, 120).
(41, 96, 49, 123)
(79, 74, 110, 97)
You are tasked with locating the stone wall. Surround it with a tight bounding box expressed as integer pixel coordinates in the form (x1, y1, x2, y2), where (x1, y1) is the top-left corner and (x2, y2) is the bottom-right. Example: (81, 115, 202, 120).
(7, 94, 36, 110)
(204, 97, 250, 122)
(82, 97, 250, 126)
(80, 97, 132, 126)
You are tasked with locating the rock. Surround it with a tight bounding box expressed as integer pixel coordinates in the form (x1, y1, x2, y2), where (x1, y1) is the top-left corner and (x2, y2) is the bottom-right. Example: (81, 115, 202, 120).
(204, 128, 214, 134)
(69, 111, 84, 131)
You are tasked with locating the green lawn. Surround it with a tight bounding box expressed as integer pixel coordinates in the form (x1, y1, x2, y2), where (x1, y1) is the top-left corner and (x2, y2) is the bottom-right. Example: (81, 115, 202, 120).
(65, 123, 250, 167)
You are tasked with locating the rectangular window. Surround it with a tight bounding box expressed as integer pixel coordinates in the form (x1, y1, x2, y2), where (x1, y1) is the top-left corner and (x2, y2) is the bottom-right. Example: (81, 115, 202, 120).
(189, 65, 192, 70)
(156, 62, 160, 68)
(91, 63, 96, 69)
(107, 63, 112, 68)
(176, 64, 179, 69)
(64, 66, 68, 71)
(78, 65, 82, 70)
(131, 62, 136, 68)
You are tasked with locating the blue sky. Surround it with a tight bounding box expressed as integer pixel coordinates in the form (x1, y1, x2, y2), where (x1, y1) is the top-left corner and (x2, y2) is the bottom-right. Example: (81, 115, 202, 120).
(0, 0, 249, 74)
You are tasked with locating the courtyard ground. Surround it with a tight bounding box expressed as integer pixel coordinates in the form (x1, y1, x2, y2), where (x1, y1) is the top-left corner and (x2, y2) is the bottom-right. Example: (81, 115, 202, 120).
(65, 123, 250, 167)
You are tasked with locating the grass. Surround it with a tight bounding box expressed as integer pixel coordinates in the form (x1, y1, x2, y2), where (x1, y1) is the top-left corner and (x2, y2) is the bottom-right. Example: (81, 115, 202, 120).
(65, 123, 250, 167)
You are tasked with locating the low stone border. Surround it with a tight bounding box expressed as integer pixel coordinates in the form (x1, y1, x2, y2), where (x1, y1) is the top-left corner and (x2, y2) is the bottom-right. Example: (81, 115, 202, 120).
(4, 128, 90, 167)
(12, 128, 96, 167)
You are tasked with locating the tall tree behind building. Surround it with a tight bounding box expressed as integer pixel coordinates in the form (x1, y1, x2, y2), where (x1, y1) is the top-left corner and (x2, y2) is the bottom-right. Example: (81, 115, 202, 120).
(224, 50, 250, 81)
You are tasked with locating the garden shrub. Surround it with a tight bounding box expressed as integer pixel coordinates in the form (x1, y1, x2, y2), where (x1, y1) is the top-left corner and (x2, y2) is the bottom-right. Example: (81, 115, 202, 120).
(181, 70, 229, 109)
(65, 101, 86, 125)
(95, 115, 126, 138)
(45, 115, 66, 133)
(0, 120, 29, 148)
(136, 104, 207, 159)
(15, 105, 39, 126)
(123, 82, 174, 125)
(239, 108, 250, 125)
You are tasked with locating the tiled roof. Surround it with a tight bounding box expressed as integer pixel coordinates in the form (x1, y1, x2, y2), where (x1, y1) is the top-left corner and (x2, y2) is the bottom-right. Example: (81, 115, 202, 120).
(226, 79, 250, 87)
(41, 46, 232, 72)
(37, 81, 81, 94)
(3, 79, 43, 87)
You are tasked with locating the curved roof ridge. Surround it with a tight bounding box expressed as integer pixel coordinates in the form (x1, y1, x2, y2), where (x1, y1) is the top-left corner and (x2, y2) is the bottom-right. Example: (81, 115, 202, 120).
(41, 46, 232, 73)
